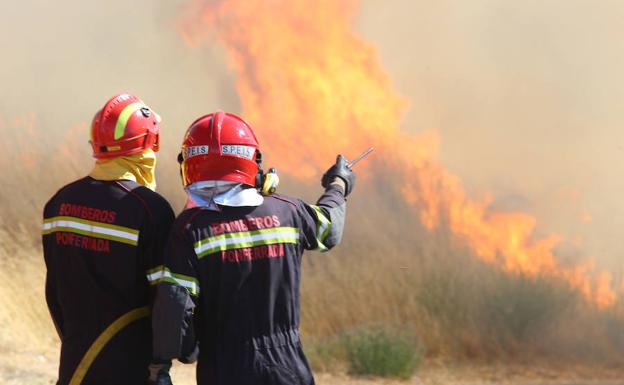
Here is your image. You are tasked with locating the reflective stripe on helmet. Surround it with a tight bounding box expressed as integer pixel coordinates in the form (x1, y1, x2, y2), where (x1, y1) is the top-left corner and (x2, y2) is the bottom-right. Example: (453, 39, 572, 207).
(193, 227, 299, 258)
(114, 102, 145, 140)
(221, 144, 255, 159)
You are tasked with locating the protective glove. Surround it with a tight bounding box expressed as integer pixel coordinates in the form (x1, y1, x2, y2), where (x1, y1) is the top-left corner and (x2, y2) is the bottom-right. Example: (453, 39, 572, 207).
(148, 362, 173, 385)
(321, 154, 355, 196)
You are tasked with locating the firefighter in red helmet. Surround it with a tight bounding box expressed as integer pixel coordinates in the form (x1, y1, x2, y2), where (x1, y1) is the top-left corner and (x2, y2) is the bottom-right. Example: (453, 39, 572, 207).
(42, 93, 174, 384)
(148, 111, 354, 385)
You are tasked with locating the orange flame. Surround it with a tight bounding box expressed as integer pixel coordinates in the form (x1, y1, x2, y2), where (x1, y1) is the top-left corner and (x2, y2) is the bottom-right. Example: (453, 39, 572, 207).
(179, 0, 619, 308)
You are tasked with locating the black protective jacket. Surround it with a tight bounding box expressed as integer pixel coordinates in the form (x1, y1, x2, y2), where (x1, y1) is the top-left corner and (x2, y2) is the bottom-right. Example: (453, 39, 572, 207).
(151, 184, 346, 385)
(42, 177, 174, 385)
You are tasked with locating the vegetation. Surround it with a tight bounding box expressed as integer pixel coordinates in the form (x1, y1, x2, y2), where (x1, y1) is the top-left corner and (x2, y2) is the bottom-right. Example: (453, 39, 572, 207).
(1, 116, 624, 380)
(343, 325, 421, 379)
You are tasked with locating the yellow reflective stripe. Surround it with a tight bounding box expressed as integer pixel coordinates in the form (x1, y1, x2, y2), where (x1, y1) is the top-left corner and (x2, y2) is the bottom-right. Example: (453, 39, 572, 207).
(114, 102, 144, 140)
(193, 227, 299, 258)
(42, 216, 139, 246)
(146, 265, 164, 276)
(145, 266, 199, 296)
(43, 216, 139, 235)
(68, 306, 150, 385)
(310, 205, 331, 251)
(146, 265, 164, 283)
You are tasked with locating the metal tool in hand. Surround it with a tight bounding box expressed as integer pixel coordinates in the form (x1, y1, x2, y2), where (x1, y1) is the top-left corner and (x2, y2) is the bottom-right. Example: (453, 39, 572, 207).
(347, 147, 374, 169)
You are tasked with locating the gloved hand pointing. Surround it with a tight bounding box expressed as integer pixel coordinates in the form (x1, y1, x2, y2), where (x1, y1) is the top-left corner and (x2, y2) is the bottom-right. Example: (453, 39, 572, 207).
(321, 154, 356, 196)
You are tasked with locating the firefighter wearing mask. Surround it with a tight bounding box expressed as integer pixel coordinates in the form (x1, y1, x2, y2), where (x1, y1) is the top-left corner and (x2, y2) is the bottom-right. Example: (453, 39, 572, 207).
(42, 93, 175, 385)
(148, 111, 355, 385)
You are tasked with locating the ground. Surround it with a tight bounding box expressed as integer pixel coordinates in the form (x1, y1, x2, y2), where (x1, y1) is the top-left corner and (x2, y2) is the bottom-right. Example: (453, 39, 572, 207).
(2, 343, 623, 385)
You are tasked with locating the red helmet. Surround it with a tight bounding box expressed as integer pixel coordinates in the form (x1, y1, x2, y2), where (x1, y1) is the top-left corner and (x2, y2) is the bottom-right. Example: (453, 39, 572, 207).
(180, 111, 260, 187)
(90, 93, 160, 159)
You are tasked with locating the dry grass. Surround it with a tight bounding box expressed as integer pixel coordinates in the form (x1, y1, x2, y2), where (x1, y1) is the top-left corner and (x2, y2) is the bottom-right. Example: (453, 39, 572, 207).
(299, 190, 624, 364)
(0, 227, 58, 385)
(1, 115, 624, 383)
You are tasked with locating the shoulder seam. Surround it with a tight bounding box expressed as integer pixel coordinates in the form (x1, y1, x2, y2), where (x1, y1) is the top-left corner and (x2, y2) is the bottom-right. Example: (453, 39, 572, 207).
(268, 194, 299, 208)
(44, 177, 90, 214)
(114, 181, 154, 220)
(178, 208, 205, 230)
(53, 176, 90, 199)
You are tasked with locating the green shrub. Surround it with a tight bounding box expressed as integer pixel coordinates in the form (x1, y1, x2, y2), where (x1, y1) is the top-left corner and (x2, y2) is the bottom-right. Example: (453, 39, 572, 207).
(342, 325, 421, 379)
(303, 335, 345, 372)
(480, 274, 577, 343)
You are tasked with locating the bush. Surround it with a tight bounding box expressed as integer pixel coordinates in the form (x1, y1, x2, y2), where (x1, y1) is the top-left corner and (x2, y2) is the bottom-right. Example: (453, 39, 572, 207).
(343, 325, 421, 379)
(480, 273, 577, 344)
(303, 335, 345, 373)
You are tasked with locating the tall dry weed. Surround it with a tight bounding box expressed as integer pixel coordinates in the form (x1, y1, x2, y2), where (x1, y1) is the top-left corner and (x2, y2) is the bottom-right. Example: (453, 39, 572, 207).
(0, 115, 622, 369)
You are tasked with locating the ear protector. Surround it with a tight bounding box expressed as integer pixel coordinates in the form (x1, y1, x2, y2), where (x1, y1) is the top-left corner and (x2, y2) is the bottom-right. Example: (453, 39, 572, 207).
(261, 167, 279, 195)
(254, 151, 279, 195)
(255, 151, 264, 188)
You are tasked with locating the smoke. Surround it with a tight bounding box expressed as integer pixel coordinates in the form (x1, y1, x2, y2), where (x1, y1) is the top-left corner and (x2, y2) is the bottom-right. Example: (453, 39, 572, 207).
(0, 0, 240, 209)
(175, 0, 623, 306)
(3, 0, 623, 275)
(1, 0, 624, 363)
(356, 0, 624, 275)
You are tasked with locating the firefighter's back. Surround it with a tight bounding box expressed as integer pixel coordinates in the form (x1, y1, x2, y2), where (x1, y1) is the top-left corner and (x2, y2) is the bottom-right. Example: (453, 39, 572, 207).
(43, 176, 173, 385)
(148, 110, 351, 385)
(174, 194, 314, 385)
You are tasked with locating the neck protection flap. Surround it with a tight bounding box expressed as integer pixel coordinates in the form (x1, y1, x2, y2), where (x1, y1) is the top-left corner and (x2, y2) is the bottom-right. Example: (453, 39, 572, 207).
(90, 149, 157, 191)
(185, 181, 263, 210)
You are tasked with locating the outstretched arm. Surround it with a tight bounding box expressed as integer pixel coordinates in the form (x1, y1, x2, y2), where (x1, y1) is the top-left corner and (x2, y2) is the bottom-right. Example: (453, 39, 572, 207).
(301, 154, 356, 251)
